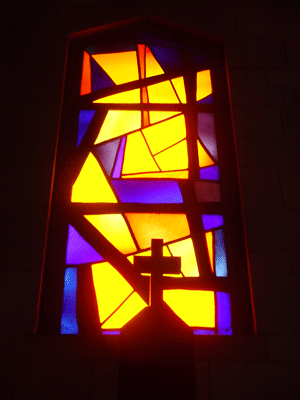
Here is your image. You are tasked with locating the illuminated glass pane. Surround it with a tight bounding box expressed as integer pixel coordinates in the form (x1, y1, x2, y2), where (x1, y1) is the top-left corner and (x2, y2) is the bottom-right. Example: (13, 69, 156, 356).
(61, 268, 78, 334)
(80, 51, 91, 96)
(155, 140, 188, 171)
(171, 77, 186, 103)
(71, 153, 118, 203)
(148, 81, 179, 103)
(150, 45, 181, 72)
(163, 290, 215, 327)
(198, 94, 213, 104)
(149, 111, 180, 124)
(93, 138, 120, 176)
(102, 330, 120, 335)
(202, 214, 224, 231)
(198, 140, 215, 167)
(205, 231, 214, 273)
(111, 180, 183, 203)
(94, 89, 140, 104)
(112, 136, 126, 179)
(125, 213, 190, 249)
(168, 238, 199, 277)
(217, 292, 232, 335)
(145, 46, 164, 77)
(137, 44, 146, 78)
(196, 70, 212, 101)
(92, 51, 139, 84)
(90, 58, 114, 91)
(66, 225, 103, 265)
(102, 292, 147, 329)
(200, 166, 219, 181)
(194, 329, 215, 335)
(194, 182, 221, 202)
(94, 110, 141, 144)
(122, 170, 188, 179)
(92, 262, 133, 323)
(215, 229, 227, 277)
(77, 110, 96, 147)
(198, 113, 218, 161)
(122, 132, 159, 175)
(143, 114, 186, 155)
(85, 214, 137, 254)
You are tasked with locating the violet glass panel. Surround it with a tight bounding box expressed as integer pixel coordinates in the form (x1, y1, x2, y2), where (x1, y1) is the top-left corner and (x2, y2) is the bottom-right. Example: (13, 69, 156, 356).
(198, 94, 213, 104)
(194, 329, 215, 335)
(91, 57, 114, 91)
(215, 229, 227, 277)
(202, 215, 223, 231)
(93, 138, 120, 176)
(149, 45, 181, 72)
(61, 268, 79, 334)
(112, 136, 126, 178)
(217, 292, 232, 335)
(200, 166, 219, 181)
(198, 113, 218, 161)
(77, 110, 96, 147)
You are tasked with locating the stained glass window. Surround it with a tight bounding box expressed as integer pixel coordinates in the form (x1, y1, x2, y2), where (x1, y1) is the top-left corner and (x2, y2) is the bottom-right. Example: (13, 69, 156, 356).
(37, 17, 255, 336)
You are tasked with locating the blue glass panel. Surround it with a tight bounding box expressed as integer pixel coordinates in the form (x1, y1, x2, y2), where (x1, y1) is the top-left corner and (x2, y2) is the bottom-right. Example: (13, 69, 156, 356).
(66, 225, 103, 265)
(93, 138, 120, 176)
(77, 110, 96, 147)
(102, 330, 121, 335)
(149, 45, 181, 72)
(61, 268, 78, 334)
(91, 57, 114, 91)
(198, 94, 213, 104)
(200, 166, 219, 181)
(215, 229, 228, 277)
(217, 292, 232, 335)
(202, 215, 223, 231)
(111, 180, 183, 204)
(112, 136, 126, 179)
(194, 329, 215, 335)
(198, 113, 218, 161)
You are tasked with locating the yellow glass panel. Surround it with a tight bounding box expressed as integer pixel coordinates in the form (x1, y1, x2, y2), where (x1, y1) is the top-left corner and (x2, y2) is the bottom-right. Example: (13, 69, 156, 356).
(122, 131, 159, 175)
(92, 262, 133, 323)
(122, 170, 189, 179)
(197, 70, 212, 101)
(102, 292, 147, 329)
(198, 140, 215, 167)
(94, 89, 140, 104)
(149, 111, 180, 124)
(145, 46, 164, 77)
(163, 290, 215, 327)
(125, 213, 190, 250)
(92, 52, 139, 84)
(71, 153, 117, 203)
(168, 238, 199, 277)
(143, 114, 186, 155)
(171, 77, 186, 103)
(148, 81, 179, 103)
(155, 140, 188, 171)
(94, 110, 141, 144)
(205, 231, 214, 273)
(84, 214, 137, 254)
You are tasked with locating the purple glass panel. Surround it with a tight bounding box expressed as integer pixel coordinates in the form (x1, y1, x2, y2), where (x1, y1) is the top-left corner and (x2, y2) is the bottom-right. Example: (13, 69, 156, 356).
(91, 57, 114, 91)
(198, 113, 218, 161)
(93, 138, 120, 176)
(215, 229, 227, 277)
(149, 45, 181, 72)
(112, 136, 126, 179)
(61, 268, 78, 334)
(194, 329, 215, 335)
(200, 166, 219, 181)
(202, 214, 224, 231)
(217, 292, 232, 335)
(102, 330, 121, 335)
(198, 94, 213, 104)
(77, 110, 96, 147)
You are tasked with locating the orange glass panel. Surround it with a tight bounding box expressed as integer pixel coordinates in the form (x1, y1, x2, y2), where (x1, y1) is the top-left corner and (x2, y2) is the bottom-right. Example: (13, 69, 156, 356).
(92, 262, 133, 323)
(171, 77, 186, 103)
(94, 110, 141, 144)
(71, 153, 117, 203)
(197, 70, 212, 101)
(141, 86, 149, 103)
(92, 52, 139, 84)
(163, 290, 215, 327)
(149, 111, 180, 124)
(122, 131, 159, 175)
(155, 140, 188, 171)
(168, 238, 199, 277)
(102, 292, 147, 329)
(122, 170, 188, 179)
(205, 231, 214, 273)
(84, 214, 137, 254)
(143, 114, 186, 155)
(148, 81, 179, 103)
(125, 213, 190, 250)
(137, 44, 146, 79)
(143, 110, 150, 127)
(80, 51, 91, 95)
(94, 89, 140, 104)
(198, 140, 215, 167)
(145, 46, 164, 77)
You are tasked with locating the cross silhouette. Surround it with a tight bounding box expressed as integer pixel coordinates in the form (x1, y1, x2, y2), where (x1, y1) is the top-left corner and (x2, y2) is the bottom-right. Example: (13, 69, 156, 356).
(134, 239, 181, 309)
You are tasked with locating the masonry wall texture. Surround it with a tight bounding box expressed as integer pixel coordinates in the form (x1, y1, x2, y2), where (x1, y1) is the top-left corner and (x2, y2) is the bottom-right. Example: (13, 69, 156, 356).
(1, 0, 300, 399)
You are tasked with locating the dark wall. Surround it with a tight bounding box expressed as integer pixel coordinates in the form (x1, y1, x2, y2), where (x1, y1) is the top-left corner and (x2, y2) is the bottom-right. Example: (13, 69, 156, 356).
(1, 0, 300, 399)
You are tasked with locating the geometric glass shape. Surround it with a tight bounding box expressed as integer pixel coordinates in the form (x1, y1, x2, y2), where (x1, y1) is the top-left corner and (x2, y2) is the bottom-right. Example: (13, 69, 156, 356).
(217, 292, 232, 335)
(168, 238, 199, 277)
(196, 70, 212, 101)
(194, 182, 221, 202)
(77, 110, 96, 147)
(215, 229, 227, 277)
(84, 214, 137, 254)
(149, 45, 181, 73)
(145, 46, 164, 77)
(197, 140, 215, 167)
(148, 80, 180, 103)
(71, 153, 118, 203)
(121, 170, 189, 179)
(155, 140, 188, 171)
(93, 138, 120, 176)
(61, 267, 79, 334)
(200, 166, 219, 181)
(149, 111, 181, 125)
(111, 179, 183, 203)
(202, 214, 224, 231)
(80, 51, 91, 96)
(171, 77, 186, 103)
(90, 57, 115, 91)
(66, 225, 104, 265)
(198, 94, 213, 104)
(94, 88, 141, 104)
(198, 113, 218, 161)
(112, 136, 126, 179)
(205, 231, 214, 273)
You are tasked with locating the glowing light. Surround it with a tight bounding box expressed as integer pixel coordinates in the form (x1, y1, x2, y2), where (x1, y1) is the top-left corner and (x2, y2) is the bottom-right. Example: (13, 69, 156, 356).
(169, 238, 199, 277)
(148, 80, 179, 103)
(61, 268, 78, 334)
(94, 89, 140, 104)
(80, 51, 91, 95)
(205, 231, 214, 272)
(155, 140, 188, 171)
(196, 70, 212, 101)
(171, 77, 186, 103)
